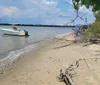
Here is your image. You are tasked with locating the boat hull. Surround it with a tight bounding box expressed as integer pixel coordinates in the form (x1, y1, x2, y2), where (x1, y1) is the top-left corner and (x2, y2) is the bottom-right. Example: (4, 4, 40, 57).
(0, 28, 29, 36)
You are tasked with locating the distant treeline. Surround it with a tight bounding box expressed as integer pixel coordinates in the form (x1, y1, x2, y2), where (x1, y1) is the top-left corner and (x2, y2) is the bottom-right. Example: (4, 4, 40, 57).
(0, 23, 75, 27)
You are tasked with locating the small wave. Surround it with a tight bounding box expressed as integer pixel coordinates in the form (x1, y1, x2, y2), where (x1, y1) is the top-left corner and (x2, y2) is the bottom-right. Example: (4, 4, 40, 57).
(0, 37, 53, 68)
(0, 44, 37, 67)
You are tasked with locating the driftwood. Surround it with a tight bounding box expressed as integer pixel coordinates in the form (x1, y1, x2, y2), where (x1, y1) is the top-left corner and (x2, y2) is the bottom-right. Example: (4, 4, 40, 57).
(89, 38, 100, 44)
(65, 73, 75, 85)
(83, 38, 100, 47)
(58, 69, 75, 85)
(84, 59, 90, 70)
(58, 57, 100, 85)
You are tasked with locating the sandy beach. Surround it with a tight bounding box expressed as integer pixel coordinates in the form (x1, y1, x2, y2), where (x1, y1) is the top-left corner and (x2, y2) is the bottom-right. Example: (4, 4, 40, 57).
(0, 34, 100, 85)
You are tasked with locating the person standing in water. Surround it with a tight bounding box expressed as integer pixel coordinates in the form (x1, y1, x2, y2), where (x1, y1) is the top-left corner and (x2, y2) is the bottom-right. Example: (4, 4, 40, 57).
(74, 25, 80, 43)
(75, 26, 80, 36)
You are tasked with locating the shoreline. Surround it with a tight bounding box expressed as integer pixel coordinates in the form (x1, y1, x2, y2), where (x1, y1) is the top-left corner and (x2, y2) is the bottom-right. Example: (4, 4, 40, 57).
(0, 33, 78, 84)
(0, 37, 59, 79)
(0, 33, 100, 85)
(0, 32, 73, 68)
(0, 39, 72, 85)
(0, 37, 54, 65)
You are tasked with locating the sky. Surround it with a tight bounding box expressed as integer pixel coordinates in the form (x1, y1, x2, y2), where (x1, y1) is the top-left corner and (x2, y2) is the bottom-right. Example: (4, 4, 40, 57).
(0, 0, 95, 25)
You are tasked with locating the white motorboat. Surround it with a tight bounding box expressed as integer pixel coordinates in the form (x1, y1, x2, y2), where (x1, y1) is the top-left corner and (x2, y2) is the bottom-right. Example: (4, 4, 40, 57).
(0, 28, 30, 36)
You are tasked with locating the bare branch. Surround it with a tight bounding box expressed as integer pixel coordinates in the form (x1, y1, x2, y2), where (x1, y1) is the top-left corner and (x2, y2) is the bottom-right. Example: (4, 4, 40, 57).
(78, 16, 84, 20)
(59, 0, 74, 8)
(81, 13, 88, 18)
(58, 0, 87, 25)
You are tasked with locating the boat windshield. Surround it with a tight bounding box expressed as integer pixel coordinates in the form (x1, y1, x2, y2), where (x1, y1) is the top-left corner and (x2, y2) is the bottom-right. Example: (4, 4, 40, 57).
(13, 27, 17, 30)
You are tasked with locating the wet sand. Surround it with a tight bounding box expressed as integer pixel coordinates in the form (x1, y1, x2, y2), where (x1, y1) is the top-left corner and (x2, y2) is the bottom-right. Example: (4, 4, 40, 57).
(0, 34, 100, 85)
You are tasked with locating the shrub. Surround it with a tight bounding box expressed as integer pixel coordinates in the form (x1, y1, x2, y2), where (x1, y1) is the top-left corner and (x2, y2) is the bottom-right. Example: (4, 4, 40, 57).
(87, 22, 100, 38)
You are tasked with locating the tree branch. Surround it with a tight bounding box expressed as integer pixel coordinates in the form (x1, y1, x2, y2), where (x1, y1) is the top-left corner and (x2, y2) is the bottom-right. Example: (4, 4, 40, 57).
(59, 0, 74, 8)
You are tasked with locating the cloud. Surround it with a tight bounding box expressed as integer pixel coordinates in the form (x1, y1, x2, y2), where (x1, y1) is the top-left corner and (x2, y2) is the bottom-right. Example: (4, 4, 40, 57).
(20, 0, 60, 18)
(42, 0, 57, 5)
(24, 0, 57, 7)
(79, 5, 93, 15)
(61, 0, 93, 14)
(0, 0, 95, 25)
(0, 6, 20, 18)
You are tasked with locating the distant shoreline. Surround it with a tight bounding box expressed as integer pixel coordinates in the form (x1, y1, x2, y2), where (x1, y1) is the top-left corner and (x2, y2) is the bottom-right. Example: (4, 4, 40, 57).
(0, 23, 75, 27)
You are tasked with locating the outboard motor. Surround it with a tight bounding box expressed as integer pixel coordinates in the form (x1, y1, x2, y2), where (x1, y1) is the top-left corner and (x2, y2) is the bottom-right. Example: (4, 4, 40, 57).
(24, 30, 29, 36)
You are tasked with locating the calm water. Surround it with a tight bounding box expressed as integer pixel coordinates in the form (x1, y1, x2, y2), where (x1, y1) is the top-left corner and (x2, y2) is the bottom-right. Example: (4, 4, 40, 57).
(0, 26, 73, 59)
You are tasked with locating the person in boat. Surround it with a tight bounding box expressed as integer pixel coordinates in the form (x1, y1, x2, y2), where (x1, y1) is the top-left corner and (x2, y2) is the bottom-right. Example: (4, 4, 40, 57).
(13, 26, 17, 31)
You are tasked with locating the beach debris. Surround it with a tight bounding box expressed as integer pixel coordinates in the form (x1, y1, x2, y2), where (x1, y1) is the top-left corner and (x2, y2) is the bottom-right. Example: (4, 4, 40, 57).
(58, 57, 100, 85)
(49, 57, 52, 59)
(89, 38, 100, 44)
(0, 70, 3, 74)
(83, 38, 100, 47)
(58, 69, 75, 85)
(84, 59, 90, 70)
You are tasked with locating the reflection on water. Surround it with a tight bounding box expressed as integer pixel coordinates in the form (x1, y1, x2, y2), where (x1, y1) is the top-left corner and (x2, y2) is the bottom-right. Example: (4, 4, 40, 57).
(4, 35, 28, 49)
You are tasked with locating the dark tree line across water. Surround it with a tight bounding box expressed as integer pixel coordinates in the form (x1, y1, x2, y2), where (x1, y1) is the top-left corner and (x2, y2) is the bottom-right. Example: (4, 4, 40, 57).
(0, 23, 75, 27)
